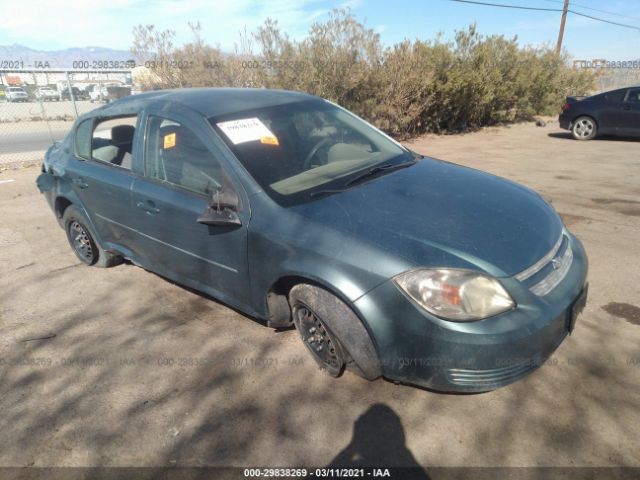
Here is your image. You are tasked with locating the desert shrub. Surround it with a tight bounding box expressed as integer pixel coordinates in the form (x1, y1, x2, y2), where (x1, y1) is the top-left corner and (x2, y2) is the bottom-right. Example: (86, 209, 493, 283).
(131, 10, 594, 137)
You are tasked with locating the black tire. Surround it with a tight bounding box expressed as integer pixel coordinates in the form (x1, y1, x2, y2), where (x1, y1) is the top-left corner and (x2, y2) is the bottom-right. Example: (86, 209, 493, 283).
(62, 205, 122, 268)
(572, 116, 597, 140)
(289, 284, 381, 380)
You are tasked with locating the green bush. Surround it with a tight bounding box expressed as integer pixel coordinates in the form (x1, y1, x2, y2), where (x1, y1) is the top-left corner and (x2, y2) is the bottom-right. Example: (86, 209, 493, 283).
(132, 10, 594, 137)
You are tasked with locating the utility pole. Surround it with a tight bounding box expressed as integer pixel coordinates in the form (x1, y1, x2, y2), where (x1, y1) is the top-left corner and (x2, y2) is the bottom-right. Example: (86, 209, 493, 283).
(556, 0, 570, 55)
(65, 71, 79, 118)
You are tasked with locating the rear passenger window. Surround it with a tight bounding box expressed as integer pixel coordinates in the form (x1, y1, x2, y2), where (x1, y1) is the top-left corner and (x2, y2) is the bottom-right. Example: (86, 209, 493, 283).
(605, 90, 626, 103)
(145, 115, 226, 196)
(74, 119, 93, 160)
(626, 90, 640, 103)
(91, 116, 137, 169)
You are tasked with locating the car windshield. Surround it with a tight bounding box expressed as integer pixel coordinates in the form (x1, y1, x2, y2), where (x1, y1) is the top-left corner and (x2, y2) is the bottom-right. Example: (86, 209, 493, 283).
(209, 99, 411, 205)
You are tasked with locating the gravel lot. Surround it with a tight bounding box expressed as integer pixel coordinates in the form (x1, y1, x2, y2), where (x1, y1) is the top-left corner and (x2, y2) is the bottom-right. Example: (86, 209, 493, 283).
(0, 120, 639, 474)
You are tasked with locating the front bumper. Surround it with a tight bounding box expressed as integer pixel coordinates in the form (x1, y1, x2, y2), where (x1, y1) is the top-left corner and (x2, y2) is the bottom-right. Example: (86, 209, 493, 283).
(354, 233, 588, 392)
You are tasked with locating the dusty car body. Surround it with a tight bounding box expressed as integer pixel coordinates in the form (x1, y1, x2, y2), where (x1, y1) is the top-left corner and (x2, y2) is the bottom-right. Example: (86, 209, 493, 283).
(37, 88, 588, 392)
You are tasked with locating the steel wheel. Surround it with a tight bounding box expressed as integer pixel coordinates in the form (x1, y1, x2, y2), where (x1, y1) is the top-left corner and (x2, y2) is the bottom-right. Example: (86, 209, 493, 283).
(572, 117, 596, 140)
(68, 220, 97, 264)
(293, 303, 345, 377)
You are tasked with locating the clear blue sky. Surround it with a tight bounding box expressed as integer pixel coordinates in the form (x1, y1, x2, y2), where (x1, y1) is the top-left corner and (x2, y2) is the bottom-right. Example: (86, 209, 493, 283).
(1, 0, 638, 60)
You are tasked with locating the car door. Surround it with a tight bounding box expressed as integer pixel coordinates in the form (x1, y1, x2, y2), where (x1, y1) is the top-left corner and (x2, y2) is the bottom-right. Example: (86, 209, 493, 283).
(127, 109, 251, 309)
(619, 89, 640, 136)
(65, 115, 138, 249)
(596, 89, 627, 133)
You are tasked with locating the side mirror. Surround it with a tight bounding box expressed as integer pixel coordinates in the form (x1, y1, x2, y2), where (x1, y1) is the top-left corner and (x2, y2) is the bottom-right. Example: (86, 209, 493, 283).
(197, 187, 241, 227)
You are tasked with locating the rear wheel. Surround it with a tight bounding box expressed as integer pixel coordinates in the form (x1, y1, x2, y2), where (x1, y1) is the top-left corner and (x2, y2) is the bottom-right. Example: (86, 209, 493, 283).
(62, 205, 122, 267)
(572, 116, 597, 140)
(68, 219, 97, 264)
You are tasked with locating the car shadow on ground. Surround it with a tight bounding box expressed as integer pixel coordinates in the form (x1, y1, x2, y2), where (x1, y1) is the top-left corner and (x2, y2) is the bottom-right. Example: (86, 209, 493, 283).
(327, 403, 430, 478)
(547, 132, 640, 142)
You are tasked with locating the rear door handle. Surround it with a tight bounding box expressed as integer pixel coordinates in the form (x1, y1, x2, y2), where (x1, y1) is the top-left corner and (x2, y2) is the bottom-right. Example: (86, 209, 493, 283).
(72, 177, 89, 189)
(136, 200, 160, 215)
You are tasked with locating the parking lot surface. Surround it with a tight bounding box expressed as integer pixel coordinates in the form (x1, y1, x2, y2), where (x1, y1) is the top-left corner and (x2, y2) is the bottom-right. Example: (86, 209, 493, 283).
(0, 120, 639, 470)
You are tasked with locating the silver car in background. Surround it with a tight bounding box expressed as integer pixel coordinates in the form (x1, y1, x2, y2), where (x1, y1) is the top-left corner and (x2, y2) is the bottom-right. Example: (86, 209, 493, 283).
(35, 87, 61, 101)
(5, 86, 29, 102)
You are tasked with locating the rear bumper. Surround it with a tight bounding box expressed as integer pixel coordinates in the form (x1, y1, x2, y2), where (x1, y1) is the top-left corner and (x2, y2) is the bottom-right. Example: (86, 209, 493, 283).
(354, 233, 589, 393)
(559, 113, 571, 130)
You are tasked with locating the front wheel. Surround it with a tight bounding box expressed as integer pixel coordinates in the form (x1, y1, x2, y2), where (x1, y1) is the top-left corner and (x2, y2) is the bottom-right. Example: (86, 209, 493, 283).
(572, 116, 597, 140)
(291, 293, 346, 377)
(289, 284, 382, 380)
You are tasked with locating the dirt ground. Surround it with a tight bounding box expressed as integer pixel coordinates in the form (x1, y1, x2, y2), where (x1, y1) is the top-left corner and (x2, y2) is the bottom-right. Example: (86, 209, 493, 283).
(0, 119, 639, 473)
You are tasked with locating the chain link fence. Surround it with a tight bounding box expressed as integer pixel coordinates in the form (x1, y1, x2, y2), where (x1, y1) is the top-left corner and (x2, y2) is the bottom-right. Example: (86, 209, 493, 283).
(598, 69, 640, 92)
(0, 69, 132, 167)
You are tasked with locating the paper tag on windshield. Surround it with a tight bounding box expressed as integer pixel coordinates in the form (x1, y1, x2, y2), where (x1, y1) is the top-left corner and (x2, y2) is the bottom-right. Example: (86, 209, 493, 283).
(217, 118, 278, 145)
(163, 133, 176, 149)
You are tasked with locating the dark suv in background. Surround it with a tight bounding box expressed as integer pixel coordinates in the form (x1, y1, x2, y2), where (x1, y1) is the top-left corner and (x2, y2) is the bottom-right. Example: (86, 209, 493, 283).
(559, 86, 640, 140)
(60, 86, 88, 101)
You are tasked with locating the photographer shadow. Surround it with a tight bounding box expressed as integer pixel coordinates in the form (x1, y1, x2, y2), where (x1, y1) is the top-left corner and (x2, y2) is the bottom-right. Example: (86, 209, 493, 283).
(327, 403, 430, 479)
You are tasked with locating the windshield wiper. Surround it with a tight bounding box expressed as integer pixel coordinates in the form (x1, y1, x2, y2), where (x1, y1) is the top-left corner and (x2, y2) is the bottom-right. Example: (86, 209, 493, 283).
(309, 159, 417, 199)
(345, 159, 416, 187)
(309, 188, 348, 198)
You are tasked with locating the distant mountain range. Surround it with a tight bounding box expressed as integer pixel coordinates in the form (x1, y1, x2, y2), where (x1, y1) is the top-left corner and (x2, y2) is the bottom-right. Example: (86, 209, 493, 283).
(0, 45, 133, 68)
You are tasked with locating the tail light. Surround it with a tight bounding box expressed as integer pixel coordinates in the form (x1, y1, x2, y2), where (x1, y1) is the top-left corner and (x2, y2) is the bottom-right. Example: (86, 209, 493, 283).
(562, 103, 570, 112)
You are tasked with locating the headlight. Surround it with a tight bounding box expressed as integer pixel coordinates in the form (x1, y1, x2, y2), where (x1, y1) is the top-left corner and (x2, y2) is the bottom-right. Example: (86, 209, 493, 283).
(394, 269, 514, 321)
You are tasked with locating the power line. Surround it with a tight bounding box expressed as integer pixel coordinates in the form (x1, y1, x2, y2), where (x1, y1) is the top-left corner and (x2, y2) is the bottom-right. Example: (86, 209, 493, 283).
(448, 0, 561, 12)
(569, 10, 640, 31)
(542, 0, 640, 23)
(446, 0, 640, 31)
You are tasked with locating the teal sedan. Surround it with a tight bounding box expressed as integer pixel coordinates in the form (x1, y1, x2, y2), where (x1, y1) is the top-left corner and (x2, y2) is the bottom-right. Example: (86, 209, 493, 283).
(37, 88, 588, 392)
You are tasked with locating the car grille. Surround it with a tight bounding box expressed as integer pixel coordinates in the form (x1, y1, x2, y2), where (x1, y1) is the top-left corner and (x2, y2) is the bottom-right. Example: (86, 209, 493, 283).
(515, 234, 573, 296)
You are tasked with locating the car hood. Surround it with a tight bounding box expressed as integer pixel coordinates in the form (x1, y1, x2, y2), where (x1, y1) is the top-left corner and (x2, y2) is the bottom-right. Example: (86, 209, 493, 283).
(292, 158, 563, 277)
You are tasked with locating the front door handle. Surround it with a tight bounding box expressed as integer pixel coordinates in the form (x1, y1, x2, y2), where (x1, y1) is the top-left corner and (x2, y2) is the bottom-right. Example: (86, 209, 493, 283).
(136, 200, 160, 215)
(72, 177, 89, 189)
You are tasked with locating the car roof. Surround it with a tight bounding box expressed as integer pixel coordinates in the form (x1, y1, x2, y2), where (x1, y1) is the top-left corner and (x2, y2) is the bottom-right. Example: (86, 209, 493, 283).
(605, 86, 640, 93)
(89, 87, 318, 119)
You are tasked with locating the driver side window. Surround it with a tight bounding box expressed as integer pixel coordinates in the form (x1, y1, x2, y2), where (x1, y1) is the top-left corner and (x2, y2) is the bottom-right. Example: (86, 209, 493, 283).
(145, 115, 225, 196)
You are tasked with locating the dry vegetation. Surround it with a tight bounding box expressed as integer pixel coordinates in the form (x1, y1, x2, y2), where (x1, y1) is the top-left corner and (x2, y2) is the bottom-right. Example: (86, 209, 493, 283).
(131, 9, 594, 137)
